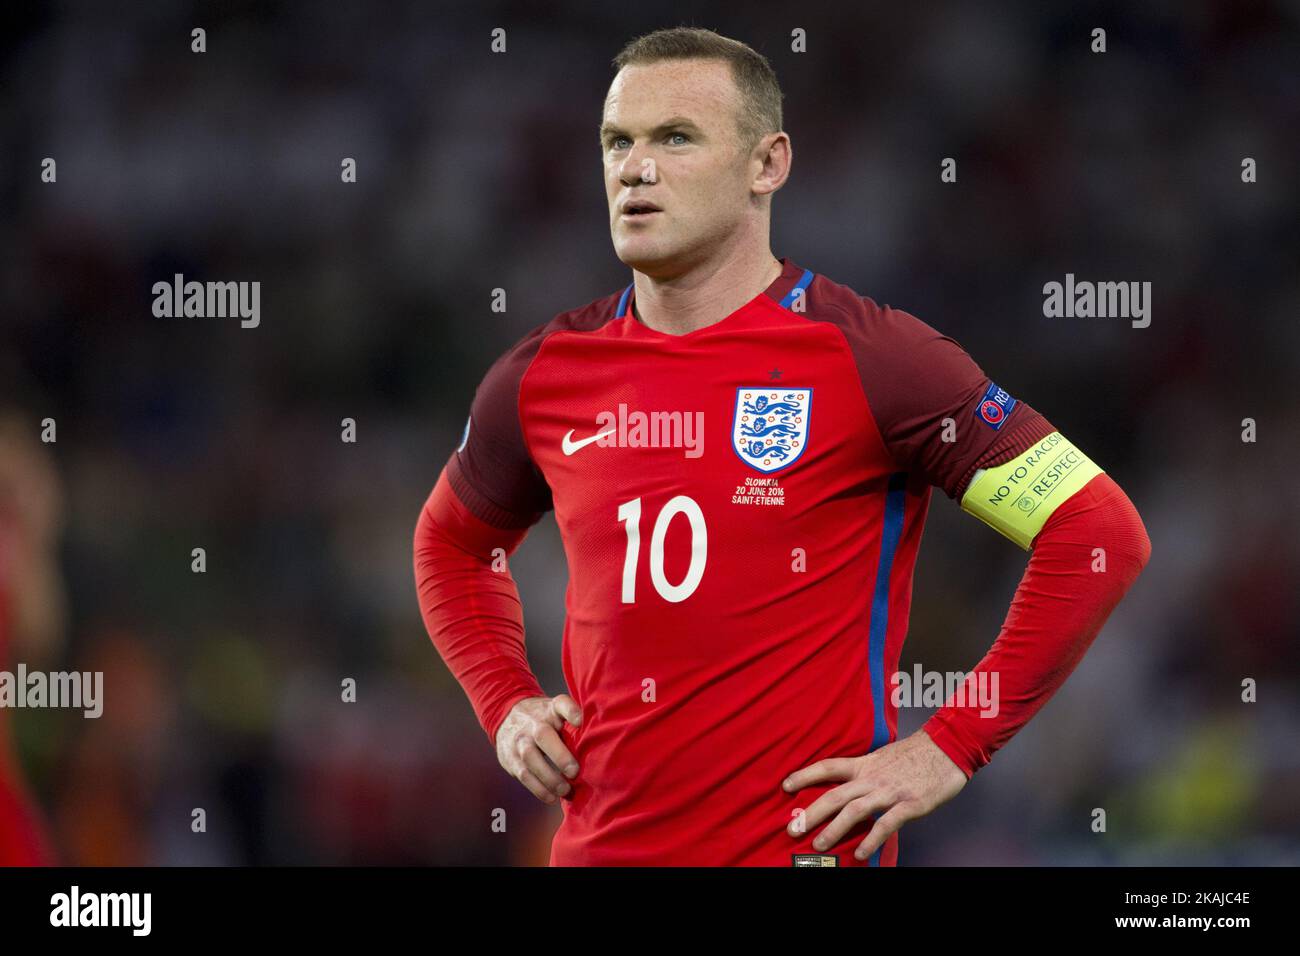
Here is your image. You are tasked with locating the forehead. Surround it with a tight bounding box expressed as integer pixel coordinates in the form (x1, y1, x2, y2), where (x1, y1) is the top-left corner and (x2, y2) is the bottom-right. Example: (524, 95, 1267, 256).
(603, 59, 740, 128)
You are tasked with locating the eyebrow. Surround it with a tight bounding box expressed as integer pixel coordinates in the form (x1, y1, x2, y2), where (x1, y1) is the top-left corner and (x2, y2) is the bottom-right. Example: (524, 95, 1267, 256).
(599, 116, 705, 145)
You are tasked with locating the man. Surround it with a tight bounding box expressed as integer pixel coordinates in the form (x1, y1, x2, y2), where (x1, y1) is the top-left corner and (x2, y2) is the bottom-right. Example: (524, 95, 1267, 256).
(413, 27, 1150, 866)
(0, 407, 64, 865)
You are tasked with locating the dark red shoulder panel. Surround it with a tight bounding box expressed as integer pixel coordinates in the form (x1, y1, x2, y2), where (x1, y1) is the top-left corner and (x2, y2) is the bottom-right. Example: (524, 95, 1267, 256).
(806, 283, 1055, 499)
(448, 297, 622, 528)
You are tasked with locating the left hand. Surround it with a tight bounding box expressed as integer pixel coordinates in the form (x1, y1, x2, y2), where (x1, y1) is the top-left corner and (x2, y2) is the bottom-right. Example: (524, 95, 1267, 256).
(782, 729, 969, 861)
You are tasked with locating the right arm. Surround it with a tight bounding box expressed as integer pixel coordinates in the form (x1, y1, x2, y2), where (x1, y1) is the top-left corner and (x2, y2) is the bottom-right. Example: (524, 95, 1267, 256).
(413, 460, 584, 803)
(412, 332, 581, 802)
(412, 462, 543, 746)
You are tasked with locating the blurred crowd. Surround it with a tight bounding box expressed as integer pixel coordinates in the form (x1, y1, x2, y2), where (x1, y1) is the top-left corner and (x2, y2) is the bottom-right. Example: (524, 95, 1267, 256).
(0, 1, 1296, 864)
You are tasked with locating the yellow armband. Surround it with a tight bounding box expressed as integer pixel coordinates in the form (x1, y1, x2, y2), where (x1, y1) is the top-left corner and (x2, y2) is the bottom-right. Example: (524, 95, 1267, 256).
(959, 432, 1103, 550)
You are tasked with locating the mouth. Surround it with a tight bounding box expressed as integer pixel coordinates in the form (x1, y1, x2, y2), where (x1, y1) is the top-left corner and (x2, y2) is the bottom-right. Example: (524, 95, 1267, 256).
(620, 200, 662, 219)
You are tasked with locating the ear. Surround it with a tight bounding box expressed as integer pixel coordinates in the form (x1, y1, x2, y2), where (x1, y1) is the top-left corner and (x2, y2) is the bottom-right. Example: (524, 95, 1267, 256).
(752, 131, 792, 197)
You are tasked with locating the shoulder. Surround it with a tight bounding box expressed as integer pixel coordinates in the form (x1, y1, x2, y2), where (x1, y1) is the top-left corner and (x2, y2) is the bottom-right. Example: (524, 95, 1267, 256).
(475, 287, 626, 400)
(799, 271, 966, 384)
(479, 288, 627, 387)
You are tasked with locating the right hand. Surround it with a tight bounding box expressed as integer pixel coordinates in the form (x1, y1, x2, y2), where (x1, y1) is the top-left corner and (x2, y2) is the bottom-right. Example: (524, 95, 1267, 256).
(495, 694, 583, 804)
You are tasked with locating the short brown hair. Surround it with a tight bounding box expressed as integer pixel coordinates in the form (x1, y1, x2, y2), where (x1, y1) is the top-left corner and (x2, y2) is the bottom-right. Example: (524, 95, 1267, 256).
(611, 27, 784, 151)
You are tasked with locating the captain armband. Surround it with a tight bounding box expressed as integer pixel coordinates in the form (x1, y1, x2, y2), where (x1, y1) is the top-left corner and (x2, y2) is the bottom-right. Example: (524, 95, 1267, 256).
(959, 431, 1104, 550)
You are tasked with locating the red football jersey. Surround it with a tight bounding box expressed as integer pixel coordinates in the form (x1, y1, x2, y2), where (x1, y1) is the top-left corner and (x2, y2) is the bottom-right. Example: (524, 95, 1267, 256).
(0, 515, 56, 866)
(446, 257, 1053, 866)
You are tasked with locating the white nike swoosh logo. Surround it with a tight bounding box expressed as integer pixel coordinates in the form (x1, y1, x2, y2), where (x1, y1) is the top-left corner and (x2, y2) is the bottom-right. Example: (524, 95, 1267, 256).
(562, 427, 617, 456)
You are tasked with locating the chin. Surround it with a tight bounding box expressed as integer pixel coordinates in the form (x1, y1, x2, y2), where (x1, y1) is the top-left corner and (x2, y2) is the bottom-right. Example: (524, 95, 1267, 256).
(614, 238, 672, 272)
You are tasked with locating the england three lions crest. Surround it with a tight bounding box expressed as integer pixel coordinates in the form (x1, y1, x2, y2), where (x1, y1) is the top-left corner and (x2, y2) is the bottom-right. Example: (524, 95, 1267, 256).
(731, 387, 812, 473)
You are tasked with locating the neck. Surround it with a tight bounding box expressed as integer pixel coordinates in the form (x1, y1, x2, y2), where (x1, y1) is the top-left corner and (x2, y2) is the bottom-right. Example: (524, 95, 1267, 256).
(630, 245, 782, 336)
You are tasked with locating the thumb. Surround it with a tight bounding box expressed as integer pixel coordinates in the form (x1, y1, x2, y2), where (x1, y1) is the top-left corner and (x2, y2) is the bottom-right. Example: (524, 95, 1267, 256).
(551, 694, 583, 727)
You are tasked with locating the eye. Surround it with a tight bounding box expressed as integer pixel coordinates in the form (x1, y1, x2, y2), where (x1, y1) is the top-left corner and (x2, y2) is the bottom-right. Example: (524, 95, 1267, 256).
(668, 132, 689, 145)
(610, 135, 631, 150)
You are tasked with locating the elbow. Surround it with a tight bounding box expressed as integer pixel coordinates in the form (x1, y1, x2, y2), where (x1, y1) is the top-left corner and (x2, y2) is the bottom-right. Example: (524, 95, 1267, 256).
(413, 496, 435, 551)
(1037, 472, 1151, 579)
(1104, 476, 1152, 579)
(1133, 512, 1152, 572)
(412, 492, 446, 586)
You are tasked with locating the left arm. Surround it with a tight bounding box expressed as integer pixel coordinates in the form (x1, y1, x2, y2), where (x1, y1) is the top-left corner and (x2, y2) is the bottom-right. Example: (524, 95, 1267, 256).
(923, 468, 1151, 778)
(783, 302, 1151, 859)
(785, 466, 1149, 859)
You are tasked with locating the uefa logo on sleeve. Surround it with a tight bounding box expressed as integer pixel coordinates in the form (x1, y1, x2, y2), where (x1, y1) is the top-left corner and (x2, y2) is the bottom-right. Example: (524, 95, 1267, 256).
(975, 382, 1016, 431)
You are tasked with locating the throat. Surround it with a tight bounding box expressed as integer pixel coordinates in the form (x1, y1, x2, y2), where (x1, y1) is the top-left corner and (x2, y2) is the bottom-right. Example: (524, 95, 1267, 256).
(631, 257, 782, 336)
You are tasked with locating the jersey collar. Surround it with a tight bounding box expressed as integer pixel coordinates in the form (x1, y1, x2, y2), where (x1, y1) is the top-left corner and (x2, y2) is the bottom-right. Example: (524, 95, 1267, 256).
(616, 256, 809, 331)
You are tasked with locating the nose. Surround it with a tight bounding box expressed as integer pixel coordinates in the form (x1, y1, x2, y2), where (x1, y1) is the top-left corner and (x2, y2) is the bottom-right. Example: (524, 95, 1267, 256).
(616, 142, 654, 188)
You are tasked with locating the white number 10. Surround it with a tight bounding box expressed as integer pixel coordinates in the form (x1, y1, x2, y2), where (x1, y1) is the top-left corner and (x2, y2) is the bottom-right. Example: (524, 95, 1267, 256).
(617, 495, 708, 603)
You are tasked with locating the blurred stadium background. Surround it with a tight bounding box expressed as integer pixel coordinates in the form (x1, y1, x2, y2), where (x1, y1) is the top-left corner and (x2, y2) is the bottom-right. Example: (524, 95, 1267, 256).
(1, 0, 1297, 864)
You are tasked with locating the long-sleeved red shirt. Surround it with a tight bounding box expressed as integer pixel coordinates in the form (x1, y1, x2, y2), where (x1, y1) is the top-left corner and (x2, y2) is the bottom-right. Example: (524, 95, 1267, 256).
(414, 258, 1150, 866)
(0, 516, 58, 866)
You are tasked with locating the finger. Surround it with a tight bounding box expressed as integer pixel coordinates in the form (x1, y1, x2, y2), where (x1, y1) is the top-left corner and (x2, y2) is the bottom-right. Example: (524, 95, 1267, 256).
(853, 805, 912, 861)
(517, 768, 558, 804)
(782, 758, 856, 793)
(551, 694, 583, 727)
(786, 778, 872, 836)
(533, 722, 580, 779)
(812, 790, 892, 851)
(521, 741, 570, 796)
